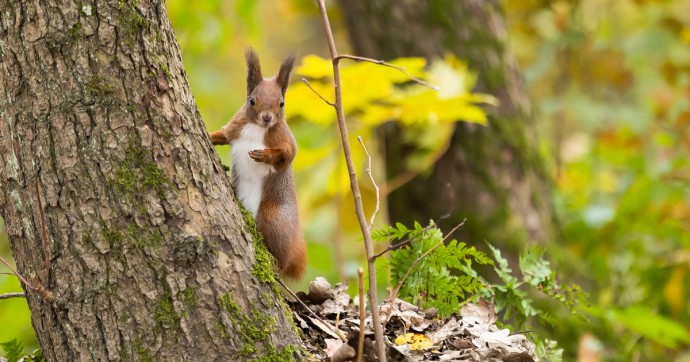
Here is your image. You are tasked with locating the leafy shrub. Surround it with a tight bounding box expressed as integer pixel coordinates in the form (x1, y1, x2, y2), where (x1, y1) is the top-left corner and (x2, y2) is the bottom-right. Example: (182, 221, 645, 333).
(374, 220, 587, 359)
(373, 221, 492, 316)
(1, 339, 43, 362)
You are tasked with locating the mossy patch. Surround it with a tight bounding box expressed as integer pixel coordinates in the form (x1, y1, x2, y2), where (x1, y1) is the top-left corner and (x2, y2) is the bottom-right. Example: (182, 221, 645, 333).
(131, 337, 153, 362)
(111, 141, 171, 201)
(256, 344, 303, 362)
(68, 20, 83, 39)
(155, 290, 181, 332)
(239, 207, 277, 284)
(219, 292, 275, 356)
(218, 292, 302, 359)
(179, 287, 198, 309)
(99, 219, 163, 256)
(214, 320, 228, 338)
(157, 60, 172, 80)
(85, 76, 114, 96)
(101, 223, 124, 250)
(118, 0, 148, 48)
(239, 206, 297, 330)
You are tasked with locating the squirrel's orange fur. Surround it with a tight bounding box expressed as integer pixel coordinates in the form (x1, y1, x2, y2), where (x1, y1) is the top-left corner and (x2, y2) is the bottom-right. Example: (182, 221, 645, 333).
(209, 49, 306, 279)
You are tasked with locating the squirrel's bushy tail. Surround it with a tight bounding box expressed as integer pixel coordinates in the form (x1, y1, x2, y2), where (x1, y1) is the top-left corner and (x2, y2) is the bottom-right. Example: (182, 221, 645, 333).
(281, 238, 307, 280)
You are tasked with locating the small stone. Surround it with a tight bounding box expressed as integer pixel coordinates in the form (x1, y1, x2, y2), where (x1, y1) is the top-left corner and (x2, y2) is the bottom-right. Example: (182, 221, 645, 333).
(423, 307, 438, 319)
(308, 277, 335, 303)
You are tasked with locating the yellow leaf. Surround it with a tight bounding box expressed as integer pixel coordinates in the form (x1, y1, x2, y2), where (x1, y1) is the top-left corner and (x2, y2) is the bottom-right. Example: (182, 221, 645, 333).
(395, 333, 433, 350)
(395, 333, 413, 345)
(286, 83, 335, 124)
(663, 266, 686, 317)
(387, 57, 428, 78)
(359, 105, 399, 126)
(429, 59, 468, 99)
(295, 54, 333, 79)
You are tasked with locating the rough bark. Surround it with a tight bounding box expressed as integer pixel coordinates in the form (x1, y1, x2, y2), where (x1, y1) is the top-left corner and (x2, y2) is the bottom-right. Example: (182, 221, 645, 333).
(338, 0, 555, 246)
(0, 1, 300, 360)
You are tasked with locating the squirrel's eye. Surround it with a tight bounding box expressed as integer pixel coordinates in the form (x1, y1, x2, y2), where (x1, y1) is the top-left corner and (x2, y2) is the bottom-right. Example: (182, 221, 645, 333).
(249, 97, 256, 106)
(279, 99, 285, 108)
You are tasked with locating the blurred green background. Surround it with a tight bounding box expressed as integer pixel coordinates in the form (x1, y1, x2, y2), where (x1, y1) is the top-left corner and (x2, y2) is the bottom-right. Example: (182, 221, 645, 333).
(2, 0, 689, 360)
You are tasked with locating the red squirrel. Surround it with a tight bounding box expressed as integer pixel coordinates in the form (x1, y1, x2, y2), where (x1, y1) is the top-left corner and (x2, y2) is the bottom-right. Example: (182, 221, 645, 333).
(209, 49, 306, 279)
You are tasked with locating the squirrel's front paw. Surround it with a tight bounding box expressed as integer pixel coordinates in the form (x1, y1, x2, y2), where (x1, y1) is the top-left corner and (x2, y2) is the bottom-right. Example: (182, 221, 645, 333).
(249, 149, 272, 163)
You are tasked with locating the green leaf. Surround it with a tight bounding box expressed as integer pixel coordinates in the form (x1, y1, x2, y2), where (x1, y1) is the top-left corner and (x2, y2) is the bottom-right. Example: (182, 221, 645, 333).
(381, 220, 492, 317)
(612, 306, 690, 348)
(519, 246, 553, 287)
(1, 339, 24, 362)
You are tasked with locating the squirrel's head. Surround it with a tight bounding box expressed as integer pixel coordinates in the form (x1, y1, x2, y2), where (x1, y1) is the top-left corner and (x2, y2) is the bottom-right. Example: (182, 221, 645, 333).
(244, 48, 295, 128)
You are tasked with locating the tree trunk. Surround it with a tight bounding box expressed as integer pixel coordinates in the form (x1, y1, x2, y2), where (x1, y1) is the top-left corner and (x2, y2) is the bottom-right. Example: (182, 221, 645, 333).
(0, 1, 300, 360)
(338, 0, 555, 246)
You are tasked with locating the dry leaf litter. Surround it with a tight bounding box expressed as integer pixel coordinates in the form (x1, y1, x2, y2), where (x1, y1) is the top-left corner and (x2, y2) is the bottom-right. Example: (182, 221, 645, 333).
(289, 277, 538, 362)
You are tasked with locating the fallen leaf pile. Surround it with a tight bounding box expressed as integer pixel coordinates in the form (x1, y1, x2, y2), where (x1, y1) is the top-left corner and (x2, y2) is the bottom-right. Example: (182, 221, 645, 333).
(288, 277, 538, 362)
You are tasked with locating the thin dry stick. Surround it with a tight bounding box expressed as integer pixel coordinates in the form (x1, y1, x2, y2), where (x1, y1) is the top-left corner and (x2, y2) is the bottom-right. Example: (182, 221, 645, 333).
(357, 268, 365, 362)
(0, 292, 26, 300)
(372, 185, 456, 260)
(332, 199, 347, 281)
(315, 1, 386, 360)
(0, 256, 55, 303)
(388, 219, 466, 302)
(0, 256, 32, 287)
(332, 155, 346, 282)
(335, 54, 439, 90)
(370, 224, 436, 260)
(276, 279, 347, 342)
(34, 180, 50, 284)
(357, 136, 379, 230)
(301, 78, 335, 107)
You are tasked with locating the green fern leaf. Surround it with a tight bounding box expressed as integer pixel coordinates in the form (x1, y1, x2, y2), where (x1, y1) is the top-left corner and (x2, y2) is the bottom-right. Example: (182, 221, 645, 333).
(1, 339, 24, 362)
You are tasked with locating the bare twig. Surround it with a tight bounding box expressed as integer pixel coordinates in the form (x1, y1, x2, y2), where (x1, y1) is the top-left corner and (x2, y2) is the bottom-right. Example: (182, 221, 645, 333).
(35, 180, 50, 284)
(370, 223, 436, 260)
(0, 292, 26, 300)
(371, 185, 457, 261)
(335, 54, 439, 90)
(315, 1, 386, 360)
(276, 279, 347, 341)
(0, 256, 32, 287)
(440, 183, 456, 219)
(357, 268, 365, 362)
(332, 189, 346, 282)
(357, 136, 379, 231)
(388, 219, 466, 302)
(333, 153, 346, 282)
(301, 78, 335, 107)
(0, 257, 54, 302)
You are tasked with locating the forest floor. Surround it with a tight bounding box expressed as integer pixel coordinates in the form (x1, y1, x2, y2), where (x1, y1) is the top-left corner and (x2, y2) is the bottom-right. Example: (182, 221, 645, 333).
(289, 277, 537, 362)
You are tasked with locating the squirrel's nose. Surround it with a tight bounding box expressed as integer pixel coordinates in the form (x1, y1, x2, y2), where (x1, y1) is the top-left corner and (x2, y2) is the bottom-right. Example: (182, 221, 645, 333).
(262, 113, 273, 123)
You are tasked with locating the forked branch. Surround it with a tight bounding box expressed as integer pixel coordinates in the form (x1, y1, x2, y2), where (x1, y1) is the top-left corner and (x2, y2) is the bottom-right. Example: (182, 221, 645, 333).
(357, 136, 379, 231)
(335, 54, 439, 90)
(315, 0, 386, 360)
(302, 78, 335, 107)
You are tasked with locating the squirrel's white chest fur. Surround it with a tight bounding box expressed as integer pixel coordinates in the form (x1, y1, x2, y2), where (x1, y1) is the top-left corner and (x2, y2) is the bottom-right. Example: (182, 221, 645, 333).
(231, 123, 274, 216)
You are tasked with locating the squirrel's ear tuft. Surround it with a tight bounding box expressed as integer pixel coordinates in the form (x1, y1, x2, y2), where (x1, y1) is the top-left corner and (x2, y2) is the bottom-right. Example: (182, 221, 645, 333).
(276, 54, 296, 95)
(245, 48, 263, 95)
